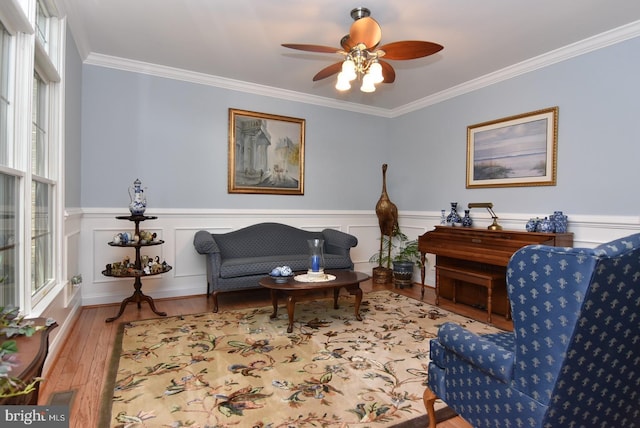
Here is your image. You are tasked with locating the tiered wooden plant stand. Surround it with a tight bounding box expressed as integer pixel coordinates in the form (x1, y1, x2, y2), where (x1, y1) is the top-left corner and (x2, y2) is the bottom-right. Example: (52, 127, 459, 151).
(103, 215, 171, 323)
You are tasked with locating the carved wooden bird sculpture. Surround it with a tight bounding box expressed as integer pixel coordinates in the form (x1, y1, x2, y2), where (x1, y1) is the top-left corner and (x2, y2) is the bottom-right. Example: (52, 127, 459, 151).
(375, 164, 399, 268)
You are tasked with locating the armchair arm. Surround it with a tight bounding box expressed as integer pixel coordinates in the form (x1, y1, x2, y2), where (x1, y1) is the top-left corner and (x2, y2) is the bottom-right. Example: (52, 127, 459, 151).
(322, 228, 358, 255)
(193, 230, 221, 254)
(437, 322, 514, 383)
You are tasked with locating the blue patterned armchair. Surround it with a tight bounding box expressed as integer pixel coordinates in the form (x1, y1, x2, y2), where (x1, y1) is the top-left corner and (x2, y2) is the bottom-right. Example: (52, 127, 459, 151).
(424, 233, 640, 428)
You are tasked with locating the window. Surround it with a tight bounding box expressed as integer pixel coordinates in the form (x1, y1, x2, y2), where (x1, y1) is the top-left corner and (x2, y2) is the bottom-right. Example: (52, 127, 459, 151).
(0, 173, 18, 307)
(31, 71, 53, 297)
(0, 20, 18, 307)
(0, 21, 10, 165)
(0, 0, 65, 313)
(35, 0, 50, 52)
(32, 72, 47, 176)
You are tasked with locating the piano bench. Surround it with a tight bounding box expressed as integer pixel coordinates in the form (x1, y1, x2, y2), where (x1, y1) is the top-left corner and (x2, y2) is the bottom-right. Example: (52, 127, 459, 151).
(435, 265, 507, 323)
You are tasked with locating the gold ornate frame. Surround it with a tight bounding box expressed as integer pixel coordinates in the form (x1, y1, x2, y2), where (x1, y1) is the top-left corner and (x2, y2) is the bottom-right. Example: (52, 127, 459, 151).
(228, 109, 305, 195)
(466, 107, 558, 188)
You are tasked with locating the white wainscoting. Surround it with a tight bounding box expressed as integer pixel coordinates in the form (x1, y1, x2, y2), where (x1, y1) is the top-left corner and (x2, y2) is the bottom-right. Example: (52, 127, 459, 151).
(80, 209, 388, 306)
(79, 208, 640, 307)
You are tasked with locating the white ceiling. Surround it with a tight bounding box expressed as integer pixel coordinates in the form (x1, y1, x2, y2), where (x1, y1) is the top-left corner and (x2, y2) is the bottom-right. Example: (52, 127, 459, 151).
(59, 0, 640, 113)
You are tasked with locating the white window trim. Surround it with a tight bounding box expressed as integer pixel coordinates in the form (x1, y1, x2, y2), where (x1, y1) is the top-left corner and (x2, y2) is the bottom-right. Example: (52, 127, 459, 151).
(0, 0, 66, 316)
(0, 0, 33, 36)
(29, 7, 65, 315)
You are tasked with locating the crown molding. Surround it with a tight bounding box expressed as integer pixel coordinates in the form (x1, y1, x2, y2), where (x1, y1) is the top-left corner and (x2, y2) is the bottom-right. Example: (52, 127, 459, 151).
(83, 20, 640, 119)
(391, 20, 640, 117)
(83, 54, 392, 118)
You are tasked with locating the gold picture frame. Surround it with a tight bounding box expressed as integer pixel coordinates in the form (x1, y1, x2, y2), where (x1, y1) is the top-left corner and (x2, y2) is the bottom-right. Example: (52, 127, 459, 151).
(466, 107, 558, 188)
(228, 108, 305, 195)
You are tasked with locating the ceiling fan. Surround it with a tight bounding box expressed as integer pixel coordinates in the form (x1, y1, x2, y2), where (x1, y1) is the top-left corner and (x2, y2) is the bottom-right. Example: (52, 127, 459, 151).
(282, 7, 443, 93)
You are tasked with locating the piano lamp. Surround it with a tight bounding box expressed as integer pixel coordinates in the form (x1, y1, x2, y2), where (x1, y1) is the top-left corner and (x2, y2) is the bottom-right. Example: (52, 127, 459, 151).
(468, 202, 502, 231)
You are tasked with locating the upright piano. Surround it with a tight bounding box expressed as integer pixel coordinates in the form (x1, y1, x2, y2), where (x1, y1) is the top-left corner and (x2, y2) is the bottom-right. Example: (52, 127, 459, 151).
(419, 226, 573, 319)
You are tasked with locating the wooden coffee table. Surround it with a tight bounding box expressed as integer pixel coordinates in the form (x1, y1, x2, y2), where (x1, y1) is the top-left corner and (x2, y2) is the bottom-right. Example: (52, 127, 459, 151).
(259, 270, 370, 333)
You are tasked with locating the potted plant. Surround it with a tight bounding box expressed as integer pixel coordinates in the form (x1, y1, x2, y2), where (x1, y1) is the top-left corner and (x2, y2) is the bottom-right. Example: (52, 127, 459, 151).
(0, 306, 54, 399)
(391, 234, 423, 289)
(369, 228, 424, 287)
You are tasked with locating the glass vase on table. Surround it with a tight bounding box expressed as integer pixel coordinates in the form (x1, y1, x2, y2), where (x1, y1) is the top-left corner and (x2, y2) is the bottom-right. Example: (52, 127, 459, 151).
(307, 239, 326, 279)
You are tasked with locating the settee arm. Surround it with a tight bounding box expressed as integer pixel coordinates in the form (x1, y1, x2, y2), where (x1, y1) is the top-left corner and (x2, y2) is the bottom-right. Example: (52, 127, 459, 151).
(193, 230, 223, 298)
(437, 322, 514, 383)
(193, 230, 221, 255)
(322, 228, 358, 256)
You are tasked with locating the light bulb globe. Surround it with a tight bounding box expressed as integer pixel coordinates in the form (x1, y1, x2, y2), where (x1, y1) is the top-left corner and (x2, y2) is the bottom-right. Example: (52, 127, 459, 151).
(369, 62, 384, 84)
(335, 73, 351, 91)
(360, 73, 376, 93)
(342, 59, 357, 81)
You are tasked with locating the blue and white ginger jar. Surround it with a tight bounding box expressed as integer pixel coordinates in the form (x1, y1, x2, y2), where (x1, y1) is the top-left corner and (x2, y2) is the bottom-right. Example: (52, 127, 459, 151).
(526, 218, 540, 232)
(551, 211, 568, 233)
(539, 217, 555, 233)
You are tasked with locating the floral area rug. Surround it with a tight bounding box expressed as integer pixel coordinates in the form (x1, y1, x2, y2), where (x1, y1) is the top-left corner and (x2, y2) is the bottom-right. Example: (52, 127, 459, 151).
(99, 290, 502, 427)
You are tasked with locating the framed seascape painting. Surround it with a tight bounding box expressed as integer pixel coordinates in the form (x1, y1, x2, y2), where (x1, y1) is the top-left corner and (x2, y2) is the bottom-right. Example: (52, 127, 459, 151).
(466, 107, 558, 188)
(228, 109, 305, 195)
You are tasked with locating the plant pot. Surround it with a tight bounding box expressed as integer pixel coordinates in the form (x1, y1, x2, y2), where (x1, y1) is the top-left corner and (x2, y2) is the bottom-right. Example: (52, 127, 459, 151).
(372, 266, 393, 284)
(392, 261, 414, 289)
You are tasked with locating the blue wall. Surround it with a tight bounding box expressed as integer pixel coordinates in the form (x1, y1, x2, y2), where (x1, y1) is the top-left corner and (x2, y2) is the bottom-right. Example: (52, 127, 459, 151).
(80, 66, 391, 210)
(391, 36, 640, 216)
(64, 26, 83, 209)
(79, 36, 640, 216)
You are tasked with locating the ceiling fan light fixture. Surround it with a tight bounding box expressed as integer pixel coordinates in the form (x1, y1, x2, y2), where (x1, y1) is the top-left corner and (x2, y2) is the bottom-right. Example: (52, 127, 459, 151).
(368, 61, 384, 84)
(282, 8, 443, 94)
(360, 73, 376, 93)
(335, 72, 351, 91)
(341, 59, 357, 81)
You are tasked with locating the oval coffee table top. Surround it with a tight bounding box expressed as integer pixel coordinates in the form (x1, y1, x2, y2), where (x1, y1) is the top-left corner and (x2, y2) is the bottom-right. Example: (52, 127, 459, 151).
(259, 270, 369, 291)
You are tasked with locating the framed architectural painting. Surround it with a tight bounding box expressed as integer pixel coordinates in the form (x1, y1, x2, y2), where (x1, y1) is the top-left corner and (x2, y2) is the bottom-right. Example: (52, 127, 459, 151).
(228, 109, 305, 195)
(466, 107, 558, 188)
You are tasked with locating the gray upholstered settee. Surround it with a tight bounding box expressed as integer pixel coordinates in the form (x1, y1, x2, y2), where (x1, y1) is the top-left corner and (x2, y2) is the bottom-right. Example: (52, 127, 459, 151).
(193, 222, 358, 312)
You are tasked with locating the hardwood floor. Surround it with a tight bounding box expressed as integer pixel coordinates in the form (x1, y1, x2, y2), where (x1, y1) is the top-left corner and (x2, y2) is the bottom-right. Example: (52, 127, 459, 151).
(38, 279, 512, 428)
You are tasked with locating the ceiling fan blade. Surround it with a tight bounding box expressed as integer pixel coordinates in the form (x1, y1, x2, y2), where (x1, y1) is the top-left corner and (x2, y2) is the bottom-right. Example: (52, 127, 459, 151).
(377, 41, 443, 60)
(313, 62, 343, 81)
(340, 35, 356, 51)
(349, 16, 382, 49)
(281, 44, 340, 54)
(379, 60, 396, 83)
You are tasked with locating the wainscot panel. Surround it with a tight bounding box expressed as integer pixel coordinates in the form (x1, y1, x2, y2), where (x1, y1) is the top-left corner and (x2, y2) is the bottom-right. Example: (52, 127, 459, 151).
(78, 209, 639, 307)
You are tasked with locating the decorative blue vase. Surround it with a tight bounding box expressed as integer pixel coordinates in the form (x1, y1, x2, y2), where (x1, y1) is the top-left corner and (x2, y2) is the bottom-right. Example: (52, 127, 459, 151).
(552, 211, 568, 233)
(446, 202, 461, 226)
(128, 178, 147, 215)
(539, 217, 555, 233)
(526, 218, 540, 232)
(461, 210, 473, 227)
